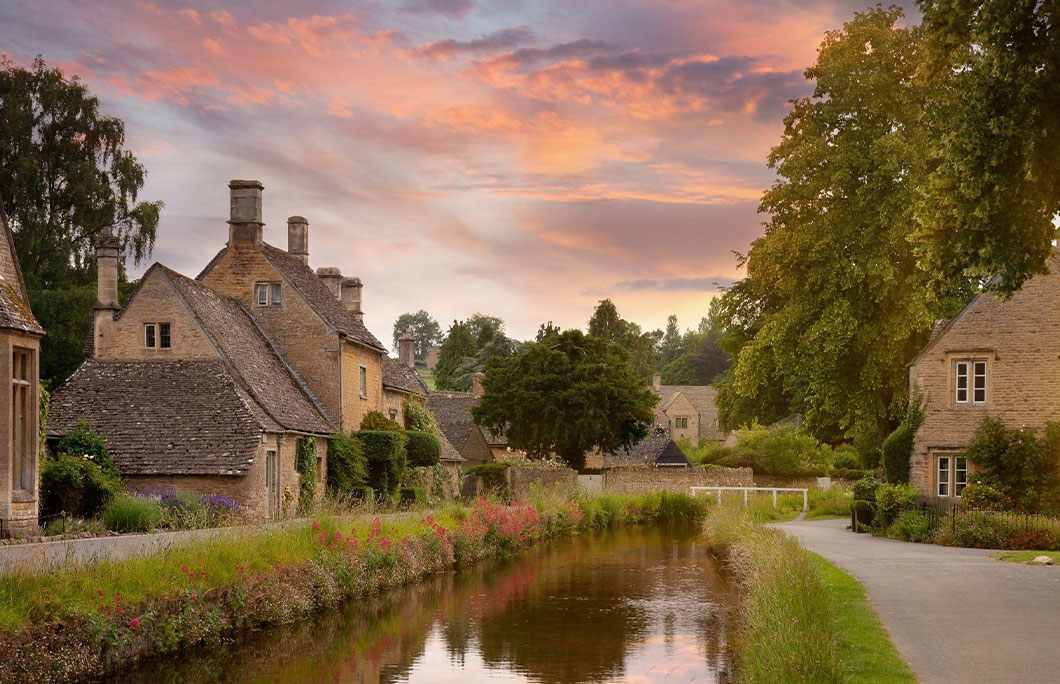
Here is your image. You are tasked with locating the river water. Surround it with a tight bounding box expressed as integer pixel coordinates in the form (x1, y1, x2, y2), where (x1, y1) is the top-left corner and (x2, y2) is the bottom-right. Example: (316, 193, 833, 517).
(124, 525, 734, 683)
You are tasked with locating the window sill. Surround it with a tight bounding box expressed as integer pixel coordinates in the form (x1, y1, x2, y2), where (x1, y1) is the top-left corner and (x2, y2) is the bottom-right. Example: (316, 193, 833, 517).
(10, 490, 36, 503)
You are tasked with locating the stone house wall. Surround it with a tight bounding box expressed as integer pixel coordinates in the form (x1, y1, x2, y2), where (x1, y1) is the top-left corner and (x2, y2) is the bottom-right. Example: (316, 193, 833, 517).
(507, 466, 577, 499)
(460, 425, 494, 466)
(663, 394, 701, 446)
(100, 271, 217, 360)
(383, 389, 407, 427)
(602, 465, 753, 494)
(342, 340, 384, 430)
(909, 255, 1060, 499)
(0, 331, 40, 536)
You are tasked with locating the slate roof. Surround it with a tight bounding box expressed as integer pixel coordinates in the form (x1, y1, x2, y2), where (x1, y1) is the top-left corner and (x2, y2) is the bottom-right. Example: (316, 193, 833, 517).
(605, 435, 690, 468)
(0, 204, 43, 336)
(426, 390, 508, 451)
(197, 242, 386, 352)
(48, 360, 265, 475)
(382, 356, 428, 395)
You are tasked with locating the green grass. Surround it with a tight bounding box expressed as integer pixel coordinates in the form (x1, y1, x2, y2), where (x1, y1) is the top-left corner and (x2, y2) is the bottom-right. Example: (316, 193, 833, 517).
(808, 552, 916, 683)
(992, 550, 1060, 564)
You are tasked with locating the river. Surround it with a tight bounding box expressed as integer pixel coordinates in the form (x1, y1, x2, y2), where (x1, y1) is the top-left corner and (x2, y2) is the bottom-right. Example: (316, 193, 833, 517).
(122, 525, 734, 683)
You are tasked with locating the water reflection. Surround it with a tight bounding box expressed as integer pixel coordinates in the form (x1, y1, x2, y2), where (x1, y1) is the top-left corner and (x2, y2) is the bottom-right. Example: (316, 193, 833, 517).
(123, 526, 733, 683)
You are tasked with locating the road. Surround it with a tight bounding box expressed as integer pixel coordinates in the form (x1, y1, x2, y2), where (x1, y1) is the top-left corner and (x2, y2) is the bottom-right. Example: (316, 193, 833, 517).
(779, 517, 1060, 684)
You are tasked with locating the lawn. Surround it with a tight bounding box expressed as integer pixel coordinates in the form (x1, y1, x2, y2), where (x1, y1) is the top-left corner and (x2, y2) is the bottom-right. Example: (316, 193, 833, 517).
(991, 550, 1060, 564)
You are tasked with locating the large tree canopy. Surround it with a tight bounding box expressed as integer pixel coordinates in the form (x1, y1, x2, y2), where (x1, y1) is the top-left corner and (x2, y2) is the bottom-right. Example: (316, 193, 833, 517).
(472, 329, 656, 470)
(391, 309, 442, 359)
(587, 299, 659, 380)
(0, 56, 161, 386)
(714, 7, 972, 450)
(434, 314, 517, 391)
(913, 0, 1060, 295)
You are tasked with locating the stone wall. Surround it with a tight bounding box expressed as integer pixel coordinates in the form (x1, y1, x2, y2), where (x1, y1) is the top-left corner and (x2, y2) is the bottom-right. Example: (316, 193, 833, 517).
(507, 466, 577, 499)
(908, 253, 1060, 499)
(602, 465, 753, 494)
(342, 340, 384, 430)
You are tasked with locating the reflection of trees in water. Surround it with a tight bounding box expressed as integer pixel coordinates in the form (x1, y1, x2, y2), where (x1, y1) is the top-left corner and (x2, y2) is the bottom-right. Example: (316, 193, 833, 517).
(122, 526, 732, 684)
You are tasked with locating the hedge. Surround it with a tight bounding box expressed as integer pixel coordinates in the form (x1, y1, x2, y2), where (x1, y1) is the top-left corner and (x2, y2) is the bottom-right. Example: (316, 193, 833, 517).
(882, 400, 923, 484)
(405, 431, 441, 467)
(295, 438, 317, 514)
(356, 430, 407, 498)
(326, 433, 368, 493)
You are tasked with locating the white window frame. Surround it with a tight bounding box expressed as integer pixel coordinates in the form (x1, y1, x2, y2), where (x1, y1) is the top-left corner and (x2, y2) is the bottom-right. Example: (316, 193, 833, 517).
(144, 323, 157, 348)
(270, 282, 281, 306)
(675, 416, 689, 429)
(256, 282, 282, 307)
(158, 322, 171, 349)
(936, 455, 969, 498)
(955, 360, 987, 405)
(955, 362, 969, 403)
(972, 361, 986, 403)
(954, 456, 968, 497)
(937, 456, 950, 497)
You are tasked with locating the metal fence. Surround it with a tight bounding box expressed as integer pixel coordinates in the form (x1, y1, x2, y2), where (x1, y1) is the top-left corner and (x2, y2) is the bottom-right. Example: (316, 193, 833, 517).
(911, 500, 1060, 536)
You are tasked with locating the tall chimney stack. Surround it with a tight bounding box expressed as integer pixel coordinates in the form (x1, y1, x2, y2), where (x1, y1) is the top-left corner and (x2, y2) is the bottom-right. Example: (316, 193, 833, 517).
(316, 267, 343, 299)
(287, 215, 308, 264)
(93, 228, 121, 357)
(472, 372, 486, 398)
(228, 180, 264, 246)
(342, 277, 364, 323)
(398, 327, 415, 368)
(652, 373, 662, 391)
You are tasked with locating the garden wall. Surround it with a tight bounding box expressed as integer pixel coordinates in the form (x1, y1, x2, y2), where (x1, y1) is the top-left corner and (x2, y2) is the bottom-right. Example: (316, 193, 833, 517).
(602, 465, 753, 494)
(507, 466, 578, 499)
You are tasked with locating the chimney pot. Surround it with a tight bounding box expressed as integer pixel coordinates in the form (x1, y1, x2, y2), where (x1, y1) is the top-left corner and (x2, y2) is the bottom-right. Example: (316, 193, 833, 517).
(228, 179, 264, 246)
(472, 372, 486, 398)
(287, 215, 309, 264)
(315, 266, 344, 299)
(93, 228, 121, 357)
(652, 373, 662, 391)
(342, 276, 364, 323)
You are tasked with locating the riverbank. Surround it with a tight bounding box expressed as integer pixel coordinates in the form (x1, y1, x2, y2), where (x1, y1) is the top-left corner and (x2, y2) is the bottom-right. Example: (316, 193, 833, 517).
(705, 508, 915, 683)
(0, 492, 706, 683)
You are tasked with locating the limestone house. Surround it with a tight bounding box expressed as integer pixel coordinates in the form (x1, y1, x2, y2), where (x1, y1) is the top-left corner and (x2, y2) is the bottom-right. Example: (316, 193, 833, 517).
(48, 179, 428, 519)
(0, 204, 44, 537)
(428, 374, 512, 466)
(651, 374, 726, 447)
(907, 251, 1060, 500)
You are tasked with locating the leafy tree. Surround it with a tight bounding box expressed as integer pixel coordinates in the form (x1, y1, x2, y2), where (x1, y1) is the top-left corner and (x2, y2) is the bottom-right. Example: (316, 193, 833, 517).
(657, 315, 684, 368)
(0, 56, 162, 387)
(472, 329, 656, 470)
(660, 355, 697, 385)
(536, 321, 562, 341)
(434, 320, 476, 390)
(587, 299, 657, 379)
(435, 315, 517, 391)
(55, 419, 116, 476)
(913, 0, 1060, 296)
(965, 417, 1060, 514)
(713, 8, 969, 448)
(391, 310, 442, 359)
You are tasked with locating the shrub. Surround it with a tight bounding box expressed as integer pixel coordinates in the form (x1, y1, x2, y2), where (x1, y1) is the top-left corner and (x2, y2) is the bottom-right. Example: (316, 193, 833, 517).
(40, 454, 119, 518)
(881, 399, 923, 484)
(729, 424, 831, 477)
(404, 395, 438, 432)
(933, 511, 1060, 550)
(54, 420, 116, 476)
(466, 462, 510, 498)
(677, 439, 732, 465)
(357, 430, 407, 498)
(959, 482, 1008, 511)
(806, 488, 852, 519)
(874, 483, 919, 529)
(350, 485, 375, 503)
(850, 499, 876, 531)
(296, 437, 317, 514)
(103, 494, 163, 533)
(964, 417, 1060, 513)
(359, 410, 402, 432)
(830, 467, 869, 481)
(887, 509, 934, 542)
(852, 476, 881, 502)
(831, 446, 861, 470)
(326, 433, 368, 493)
(398, 486, 427, 508)
(405, 430, 441, 467)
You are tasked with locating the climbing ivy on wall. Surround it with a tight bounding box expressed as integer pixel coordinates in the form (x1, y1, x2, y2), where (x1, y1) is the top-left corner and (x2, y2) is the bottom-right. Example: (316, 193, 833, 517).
(296, 437, 317, 514)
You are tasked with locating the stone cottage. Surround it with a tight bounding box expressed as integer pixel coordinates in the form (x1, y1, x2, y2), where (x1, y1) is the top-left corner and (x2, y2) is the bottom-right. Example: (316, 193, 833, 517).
(651, 374, 726, 447)
(48, 180, 428, 518)
(427, 374, 512, 466)
(0, 204, 44, 536)
(907, 252, 1060, 500)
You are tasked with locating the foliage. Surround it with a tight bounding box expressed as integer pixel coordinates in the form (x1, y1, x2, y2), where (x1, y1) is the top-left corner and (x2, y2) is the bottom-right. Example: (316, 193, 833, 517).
(38, 383, 49, 459)
(914, 0, 1060, 296)
(54, 419, 116, 476)
(295, 438, 317, 514)
(398, 487, 428, 508)
(873, 483, 920, 529)
(726, 424, 831, 477)
(959, 482, 1008, 511)
(391, 310, 443, 359)
(472, 329, 656, 470)
(434, 315, 517, 391)
(806, 488, 853, 520)
(326, 433, 368, 494)
(403, 394, 437, 432)
(676, 439, 731, 466)
(886, 509, 934, 543)
(587, 299, 659, 380)
(404, 431, 441, 468)
(466, 462, 510, 498)
(103, 494, 163, 533)
(852, 476, 882, 503)
(964, 417, 1060, 514)
(881, 398, 923, 484)
(712, 7, 972, 448)
(359, 410, 401, 432)
(831, 447, 861, 471)
(40, 454, 119, 519)
(933, 511, 1060, 551)
(0, 56, 162, 387)
(129, 486, 241, 530)
(656, 314, 731, 385)
(357, 430, 407, 498)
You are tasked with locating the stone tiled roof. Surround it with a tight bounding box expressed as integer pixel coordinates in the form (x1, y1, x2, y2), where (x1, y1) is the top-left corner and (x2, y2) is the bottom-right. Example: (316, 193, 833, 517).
(48, 360, 266, 475)
(438, 430, 465, 463)
(605, 435, 689, 468)
(159, 265, 335, 434)
(382, 356, 428, 395)
(0, 205, 43, 336)
(426, 390, 508, 449)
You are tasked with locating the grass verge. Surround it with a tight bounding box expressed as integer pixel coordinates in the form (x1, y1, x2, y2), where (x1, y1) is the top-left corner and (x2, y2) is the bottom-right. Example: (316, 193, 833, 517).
(991, 550, 1060, 564)
(704, 507, 913, 683)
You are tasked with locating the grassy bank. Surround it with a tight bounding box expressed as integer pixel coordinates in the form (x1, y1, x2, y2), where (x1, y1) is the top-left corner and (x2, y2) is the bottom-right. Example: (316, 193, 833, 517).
(0, 492, 705, 683)
(704, 508, 914, 683)
(992, 550, 1060, 564)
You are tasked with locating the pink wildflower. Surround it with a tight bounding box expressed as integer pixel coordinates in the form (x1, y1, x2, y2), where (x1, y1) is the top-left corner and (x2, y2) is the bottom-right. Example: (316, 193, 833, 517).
(128, 617, 141, 629)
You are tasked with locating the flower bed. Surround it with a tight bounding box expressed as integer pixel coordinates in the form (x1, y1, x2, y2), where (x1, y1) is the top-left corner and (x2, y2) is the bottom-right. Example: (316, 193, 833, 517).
(0, 492, 706, 682)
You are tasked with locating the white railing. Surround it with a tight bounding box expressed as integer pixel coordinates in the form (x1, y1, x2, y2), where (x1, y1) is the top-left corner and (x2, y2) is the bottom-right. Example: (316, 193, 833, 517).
(690, 486, 809, 512)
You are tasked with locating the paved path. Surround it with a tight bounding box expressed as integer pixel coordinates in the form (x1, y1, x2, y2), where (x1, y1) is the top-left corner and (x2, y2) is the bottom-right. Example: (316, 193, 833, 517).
(779, 518, 1060, 684)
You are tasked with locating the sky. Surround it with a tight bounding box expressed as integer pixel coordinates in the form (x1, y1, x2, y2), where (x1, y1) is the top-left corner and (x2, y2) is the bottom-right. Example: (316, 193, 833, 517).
(0, 0, 914, 347)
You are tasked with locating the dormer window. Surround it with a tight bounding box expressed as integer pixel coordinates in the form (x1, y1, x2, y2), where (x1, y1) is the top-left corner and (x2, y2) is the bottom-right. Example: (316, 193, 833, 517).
(256, 282, 281, 307)
(955, 360, 986, 404)
(145, 323, 172, 349)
